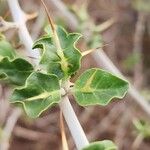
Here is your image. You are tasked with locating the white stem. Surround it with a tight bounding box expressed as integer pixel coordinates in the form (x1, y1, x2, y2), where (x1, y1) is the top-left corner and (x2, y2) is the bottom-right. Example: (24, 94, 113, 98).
(7, 0, 89, 149)
(7, 0, 40, 63)
(59, 96, 89, 149)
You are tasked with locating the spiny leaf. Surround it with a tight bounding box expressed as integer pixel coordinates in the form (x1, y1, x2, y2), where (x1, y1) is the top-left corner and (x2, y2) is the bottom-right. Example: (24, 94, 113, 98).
(0, 39, 16, 60)
(0, 57, 33, 85)
(82, 140, 117, 150)
(11, 72, 61, 118)
(33, 26, 82, 79)
(73, 68, 129, 106)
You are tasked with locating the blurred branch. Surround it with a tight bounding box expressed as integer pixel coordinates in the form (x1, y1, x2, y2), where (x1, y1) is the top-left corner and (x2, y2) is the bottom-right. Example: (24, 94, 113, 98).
(46, 0, 78, 30)
(133, 12, 147, 89)
(48, 0, 150, 118)
(0, 16, 18, 32)
(93, 18, 116, 33)
(114, 109, 132, 149)
(0, 108, 21, 150)
(13, 126, 57, 141)
(31, 6, 46, 40)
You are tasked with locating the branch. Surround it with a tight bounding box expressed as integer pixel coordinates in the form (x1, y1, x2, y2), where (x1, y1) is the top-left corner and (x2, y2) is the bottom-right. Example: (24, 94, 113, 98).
(0, 108, 21, 150)
(133, 12, 147, 89)
(48, 0, 150, 117)
(59, 96, 89, 149)
(7, 0, 89, 149)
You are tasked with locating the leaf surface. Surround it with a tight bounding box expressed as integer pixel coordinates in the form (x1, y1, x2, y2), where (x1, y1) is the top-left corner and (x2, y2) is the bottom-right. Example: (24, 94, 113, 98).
(73, 68, 129, 106)
(82, 140, 117, 150)
(0, 39, 16, 60)
(33, 26, 82, 79)
(11, 72, 61, 118)
(0, 57, 33, 85)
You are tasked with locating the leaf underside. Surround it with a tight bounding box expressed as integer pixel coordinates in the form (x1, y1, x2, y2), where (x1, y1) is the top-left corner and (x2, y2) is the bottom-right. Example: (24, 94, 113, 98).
(73, 68, 129, 106)
(11, 72, 61, 118)
(82, 140, 117, 150)
(33, 25, 82, 79)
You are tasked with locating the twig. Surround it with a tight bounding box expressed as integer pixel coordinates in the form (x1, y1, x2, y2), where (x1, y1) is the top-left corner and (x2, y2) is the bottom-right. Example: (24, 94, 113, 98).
(60, 111, 69, 150)
(132, 134, 143, 150)
(31, 6, 46, 40)
(0, 108, 21, 150)
(133, 12, 147, 89)
(13, 126, 57, 141)
(114, 109, 132, 149)
(48, 0, 150, 117)
(46, 0, 78, 30)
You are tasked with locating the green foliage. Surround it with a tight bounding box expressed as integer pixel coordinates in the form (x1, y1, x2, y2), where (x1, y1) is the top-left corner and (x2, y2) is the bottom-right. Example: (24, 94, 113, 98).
(0, 39, 16, 60)
(33, 26, 82, 80)
(132, 0, 150, 12)
(0, 39, 33, 85)
(123, 53, 140, 71)
(133, 119, 150, 138)
(73, 68, 128, 106)
(0, 25, 128, 120)
(11, 72, 61, 118)
(0, 57, 34, 85)
(82, 140, 117, 150)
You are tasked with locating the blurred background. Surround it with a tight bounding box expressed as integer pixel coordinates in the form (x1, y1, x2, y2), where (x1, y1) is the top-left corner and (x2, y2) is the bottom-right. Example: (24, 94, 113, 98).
(0, 0, 150, 149)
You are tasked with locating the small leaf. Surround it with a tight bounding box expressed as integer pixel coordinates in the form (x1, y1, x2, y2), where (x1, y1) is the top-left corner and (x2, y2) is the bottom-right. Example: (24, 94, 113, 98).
(133, 119, 150, 138)
(82, 140, 117, 150)
(10, 72, 61, 118)
(0, 39, 16, 60)
(33, 26, 82, 79)
(0, 57, 34, 85)
(73, 68, 129, 106)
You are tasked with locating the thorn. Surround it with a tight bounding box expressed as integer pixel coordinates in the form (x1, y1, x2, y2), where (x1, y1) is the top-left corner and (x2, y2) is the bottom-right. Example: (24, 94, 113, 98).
(82, 41, 113, 57)
(0, 17, 18, 32)
(60, 111, 69, 150)
(82, 47, 100, 56)
(25, 12, 38, 21)
(94, 18, 116, 33)
(40, 0, 55, 33)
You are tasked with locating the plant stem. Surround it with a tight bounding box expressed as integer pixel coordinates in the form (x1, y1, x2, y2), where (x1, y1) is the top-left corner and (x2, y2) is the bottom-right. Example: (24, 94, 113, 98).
(7, 0, 40, 63)
(59, 96, 89, 149)
(7, 0, 89, 149)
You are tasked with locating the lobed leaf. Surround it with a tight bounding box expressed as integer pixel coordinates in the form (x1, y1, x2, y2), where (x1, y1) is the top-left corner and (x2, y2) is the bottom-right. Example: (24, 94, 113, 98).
(10, 72, 61, 118)
(0, 57, 34, 85)
(33, 26, 82, 79)
(73, 68, 129, 106)
(82, 140, 117, 150)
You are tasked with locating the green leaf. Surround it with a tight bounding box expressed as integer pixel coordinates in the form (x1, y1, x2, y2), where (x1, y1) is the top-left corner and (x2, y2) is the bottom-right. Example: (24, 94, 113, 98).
(0, 39, 16, 60)
(33, 26, 82, 79)
(0, 57, 34, 85)
(73, 68, 129, 106)
(132, 0, 150, 12)
(133, 119, 150, 138)
(10, 72, 61, 118)
(82, 140, 117, 150)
